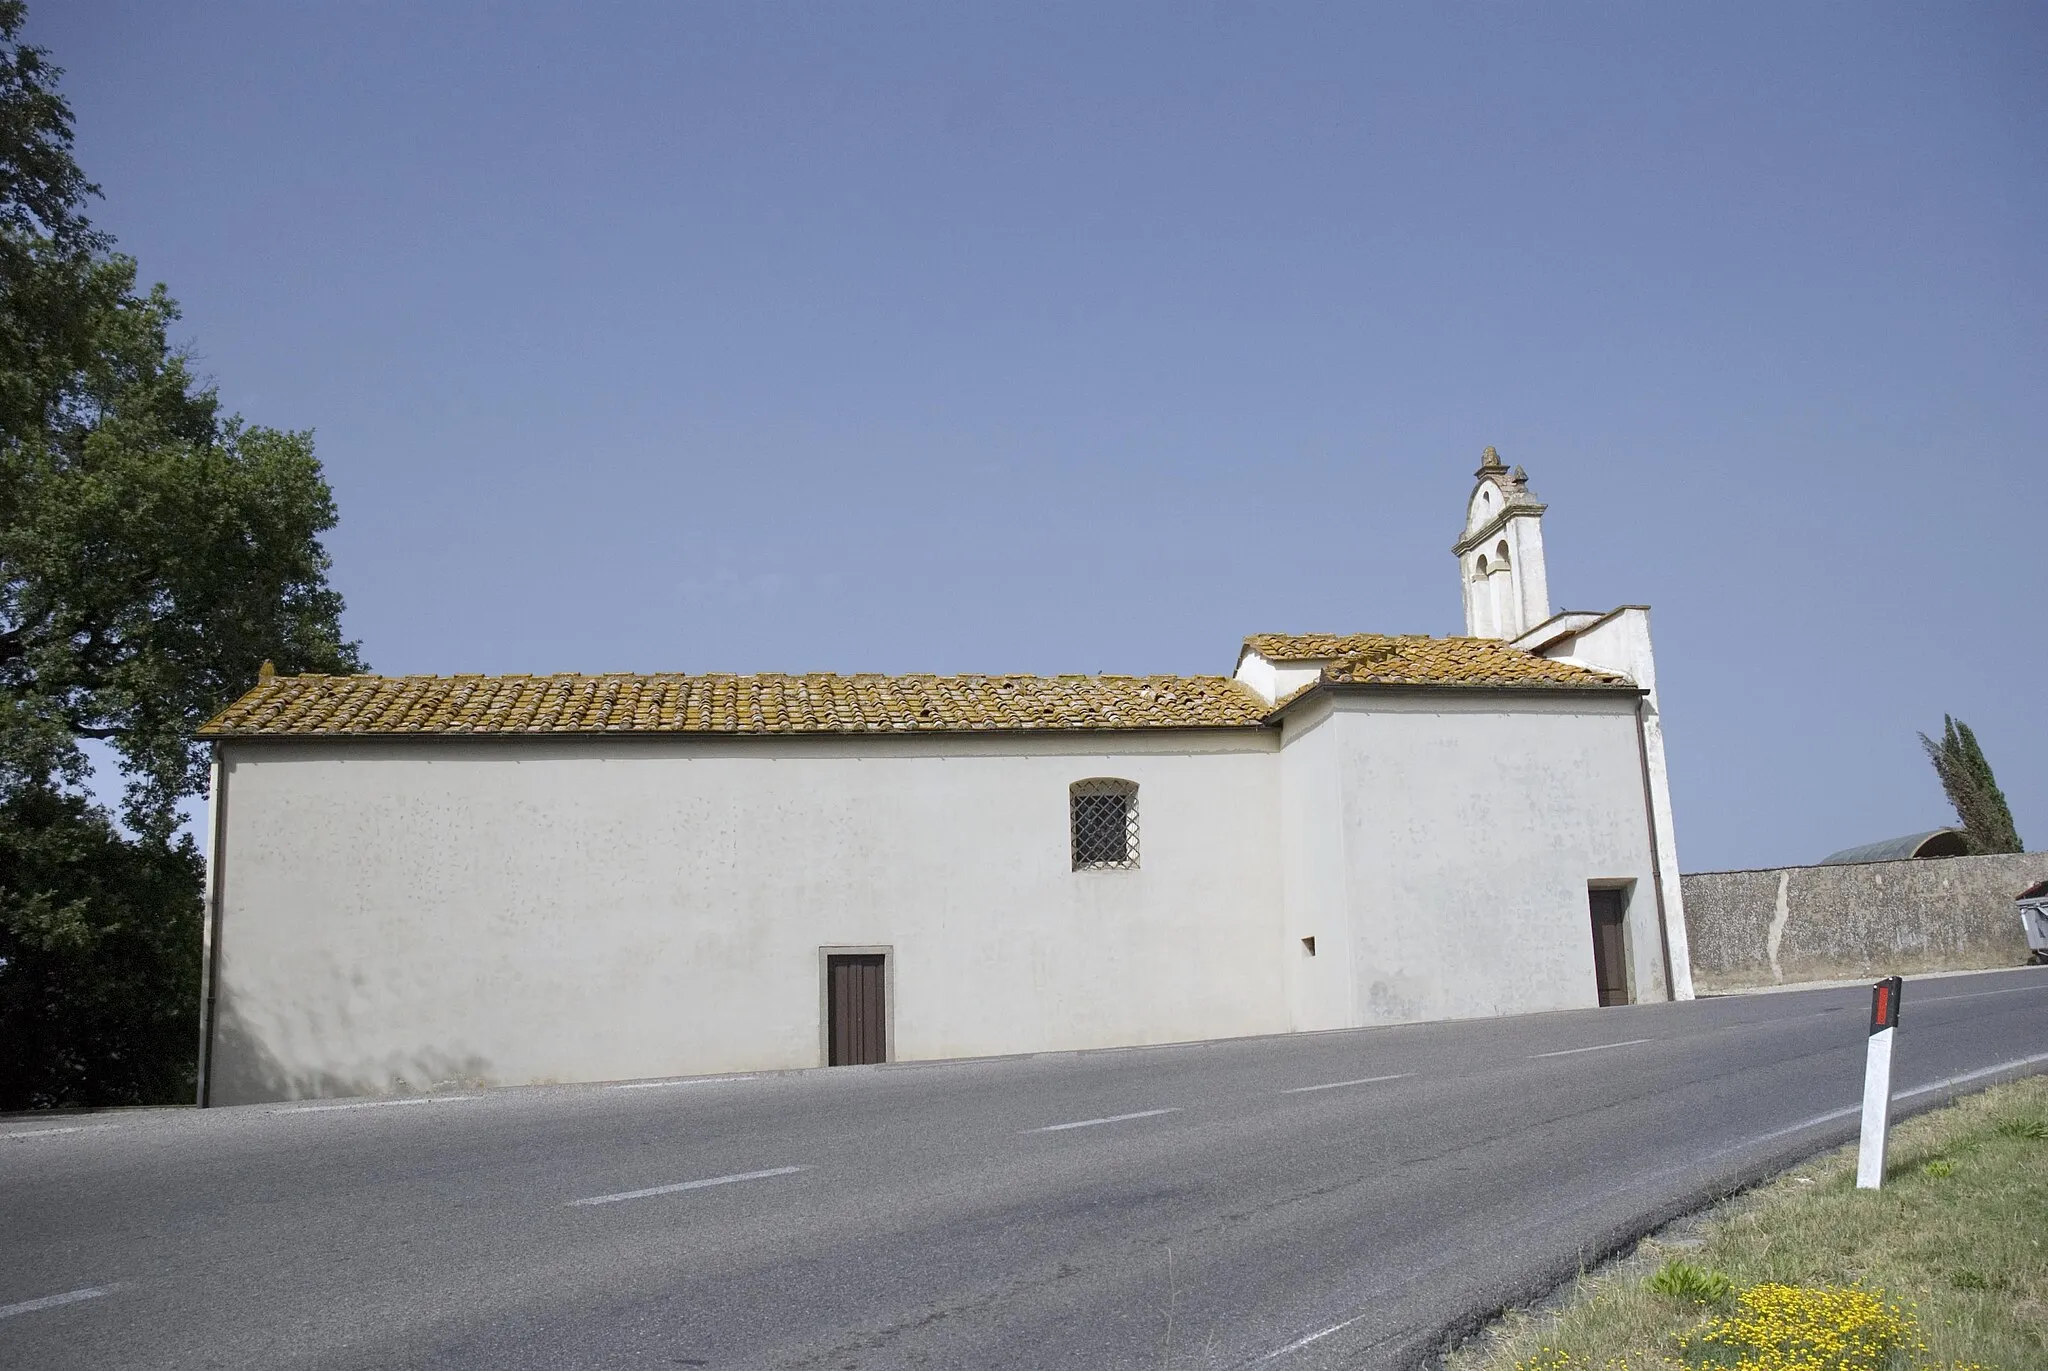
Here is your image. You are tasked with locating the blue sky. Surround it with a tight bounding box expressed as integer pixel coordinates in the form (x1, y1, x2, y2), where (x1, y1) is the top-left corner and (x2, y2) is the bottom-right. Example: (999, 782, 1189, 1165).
(43, 3, 2046, 872)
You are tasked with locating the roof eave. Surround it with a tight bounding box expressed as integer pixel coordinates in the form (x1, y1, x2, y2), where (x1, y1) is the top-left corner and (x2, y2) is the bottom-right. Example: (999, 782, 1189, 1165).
(1265, 677, 1643, 725)
(199, 721, 1280, 743)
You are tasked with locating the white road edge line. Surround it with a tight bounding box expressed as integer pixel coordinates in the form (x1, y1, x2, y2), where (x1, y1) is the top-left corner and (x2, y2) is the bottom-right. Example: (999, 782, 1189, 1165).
(276, 1095, 481, 1114)
(1718, 1104, 1861, 1154)
(612, 1075, 759, 1090)
(1281, 1073, 1415, 1094)
(1652, 1051, 2048, 1175)
(1241, 1050, 2048, 1369)
(1895, 1050, 2048, 1102)
(0, 1286, 116, 1320)
(571, 1165, 809, 1207)
(3, 1123, 120, 1140)
(1027, 1107, 1183, 1133)
(1529, 1038, 1657, 1059)
(1915, 984, 2048, 1005)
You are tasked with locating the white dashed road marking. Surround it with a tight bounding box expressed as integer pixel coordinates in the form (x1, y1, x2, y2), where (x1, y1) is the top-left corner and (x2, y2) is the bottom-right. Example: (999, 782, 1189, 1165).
(572, 1165, 809, 1207)
(1249, 1312, 1368, 1362)
(1281, 1073, 1414, 1094)
(612, 1075, 759, 1090)
(0, 1286, 115, 1320)
(1529, 1038, 1656, 1059)
(1027, 1108, 1182, 1133)
(3, 1124, 120, 1140)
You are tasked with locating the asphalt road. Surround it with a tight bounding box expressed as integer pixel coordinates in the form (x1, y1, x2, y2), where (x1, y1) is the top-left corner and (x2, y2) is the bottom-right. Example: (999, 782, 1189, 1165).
(4, 967, 2046, 1371)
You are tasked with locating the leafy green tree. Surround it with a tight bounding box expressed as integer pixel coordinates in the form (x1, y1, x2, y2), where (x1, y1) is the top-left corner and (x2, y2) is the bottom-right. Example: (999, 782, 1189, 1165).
(0, 1, 361, 1108)
(1918, 715, 2023, 856)
(0, 787, 201, 1108)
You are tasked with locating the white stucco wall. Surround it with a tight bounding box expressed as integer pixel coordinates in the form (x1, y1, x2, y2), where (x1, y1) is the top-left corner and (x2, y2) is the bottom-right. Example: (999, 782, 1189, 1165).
(1232, 650, 1323, 706)
(1512, 610, 1604, 655)
(1506, 515, 1551, 636)
(1529, 608, 1695, 1000)
(208, 731, 1285, 1103)
(1277, 696, 1355, 1031)
(1286, 690, 1669, 1026)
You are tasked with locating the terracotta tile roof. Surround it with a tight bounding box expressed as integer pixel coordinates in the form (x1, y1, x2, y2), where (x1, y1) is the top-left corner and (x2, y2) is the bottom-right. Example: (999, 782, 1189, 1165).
(201, 634, 1632, 739)
(199, 672, 1275, 737)
(1244, 633, 1396, 661)
(1245, 633, 1631, 690)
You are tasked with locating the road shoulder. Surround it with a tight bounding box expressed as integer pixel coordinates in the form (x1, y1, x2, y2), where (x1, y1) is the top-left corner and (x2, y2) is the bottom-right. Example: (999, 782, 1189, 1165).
(1435, 1074, 2048, 1371)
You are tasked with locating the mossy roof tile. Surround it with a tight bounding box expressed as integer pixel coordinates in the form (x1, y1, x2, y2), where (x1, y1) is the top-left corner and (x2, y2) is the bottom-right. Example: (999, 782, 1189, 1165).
(199, 671, 1276, 737)
(201, 634, 1630, 738)
(1244, 633, 1630, 690)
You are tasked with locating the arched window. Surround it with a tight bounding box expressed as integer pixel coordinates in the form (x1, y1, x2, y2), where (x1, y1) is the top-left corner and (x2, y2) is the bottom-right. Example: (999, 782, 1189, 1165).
(1070, 779, 1139, 870)
(1488, 541, 1516, 636)
(1469, 556, 1494, 637)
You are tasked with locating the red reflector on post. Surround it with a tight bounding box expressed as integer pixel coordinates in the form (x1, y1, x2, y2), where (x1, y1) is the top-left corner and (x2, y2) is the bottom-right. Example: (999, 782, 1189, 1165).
(1868, 975, 1902, 1034)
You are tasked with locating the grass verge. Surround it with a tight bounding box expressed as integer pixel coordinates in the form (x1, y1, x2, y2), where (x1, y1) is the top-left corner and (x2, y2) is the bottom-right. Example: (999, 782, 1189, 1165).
(1442, 1074, 2048, 1370)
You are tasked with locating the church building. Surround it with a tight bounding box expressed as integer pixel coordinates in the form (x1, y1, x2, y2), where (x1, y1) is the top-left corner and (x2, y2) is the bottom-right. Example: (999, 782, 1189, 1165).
(195, 450, 1692, 1105)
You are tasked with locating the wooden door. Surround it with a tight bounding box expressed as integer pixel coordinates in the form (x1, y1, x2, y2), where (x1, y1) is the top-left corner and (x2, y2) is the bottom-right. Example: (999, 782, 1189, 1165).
(1589, 889, 1630, 1006)
(827, 954, 887, 1065)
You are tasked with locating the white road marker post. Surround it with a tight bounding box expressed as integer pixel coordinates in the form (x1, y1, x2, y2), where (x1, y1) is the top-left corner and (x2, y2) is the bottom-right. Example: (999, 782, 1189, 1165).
(1856, 975, 1903, 1189)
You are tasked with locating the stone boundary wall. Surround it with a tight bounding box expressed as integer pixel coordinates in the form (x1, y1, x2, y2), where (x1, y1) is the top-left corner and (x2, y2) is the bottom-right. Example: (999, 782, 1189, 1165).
(1680, 851, 2048, 993)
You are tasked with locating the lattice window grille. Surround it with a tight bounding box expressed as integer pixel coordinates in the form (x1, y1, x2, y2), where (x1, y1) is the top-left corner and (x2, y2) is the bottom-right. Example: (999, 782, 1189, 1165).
(1070, 779, 1139, 870)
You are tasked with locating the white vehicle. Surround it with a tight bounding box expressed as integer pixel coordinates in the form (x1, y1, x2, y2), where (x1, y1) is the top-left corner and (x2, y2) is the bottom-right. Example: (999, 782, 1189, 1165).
(2021, 879, 2048, 964)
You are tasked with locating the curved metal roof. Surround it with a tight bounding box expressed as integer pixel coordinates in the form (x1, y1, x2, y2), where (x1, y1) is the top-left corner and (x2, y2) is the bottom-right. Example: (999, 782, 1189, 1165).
(1819, 830, 1970, 866)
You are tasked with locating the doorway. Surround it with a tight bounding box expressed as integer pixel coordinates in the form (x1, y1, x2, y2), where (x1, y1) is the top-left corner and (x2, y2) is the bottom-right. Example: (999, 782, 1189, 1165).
(826, 953, 888, 1065)
(1589, 887, 1631, 1006)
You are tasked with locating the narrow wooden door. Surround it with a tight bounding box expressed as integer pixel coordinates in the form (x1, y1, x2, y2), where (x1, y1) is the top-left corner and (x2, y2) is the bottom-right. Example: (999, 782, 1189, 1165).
(827, 954, 887, 1066)
(1589, 889, 1630, 1006)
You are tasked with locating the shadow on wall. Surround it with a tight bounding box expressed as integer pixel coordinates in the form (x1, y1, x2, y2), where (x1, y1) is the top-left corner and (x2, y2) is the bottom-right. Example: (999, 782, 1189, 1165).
(207, 993, 498, 1107)
(1681, 851, 2047, 993)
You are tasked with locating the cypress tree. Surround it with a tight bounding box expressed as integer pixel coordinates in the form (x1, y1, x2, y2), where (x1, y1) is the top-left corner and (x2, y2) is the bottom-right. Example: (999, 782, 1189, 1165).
(1918, 715, 2024, 855)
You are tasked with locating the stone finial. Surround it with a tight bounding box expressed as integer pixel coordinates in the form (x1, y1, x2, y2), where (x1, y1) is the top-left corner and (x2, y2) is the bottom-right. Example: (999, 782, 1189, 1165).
(1475, 445, 1507, 478)
(258, 660, 276, 681)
